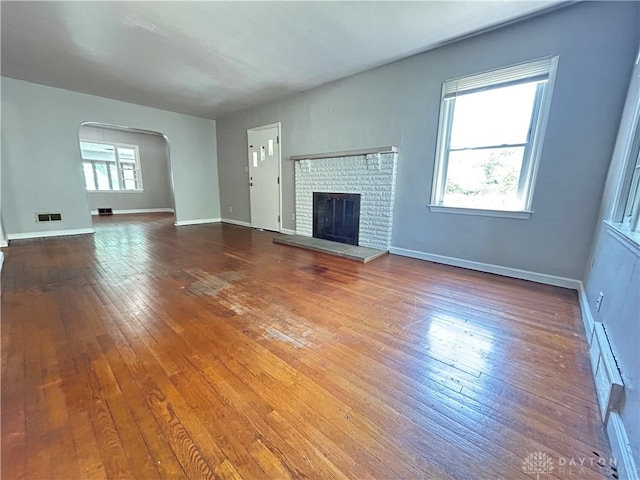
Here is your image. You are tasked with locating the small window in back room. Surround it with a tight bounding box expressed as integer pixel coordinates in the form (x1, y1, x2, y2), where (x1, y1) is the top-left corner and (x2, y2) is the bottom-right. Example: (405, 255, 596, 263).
(80, 141, 143, 192)
(618, 123, 640, 232)
(430, 56, 558, 217)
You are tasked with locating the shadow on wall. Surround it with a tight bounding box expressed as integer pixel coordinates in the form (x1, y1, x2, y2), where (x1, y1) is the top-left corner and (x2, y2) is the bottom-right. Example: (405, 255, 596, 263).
(77, 122, 176, 222)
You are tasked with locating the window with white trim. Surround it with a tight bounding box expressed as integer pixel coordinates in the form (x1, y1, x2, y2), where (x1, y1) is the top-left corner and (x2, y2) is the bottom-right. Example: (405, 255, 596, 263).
(615, 123, 640, 232)
(607, 51, 640, 242)
(430, 57, 558, 216)
(623, 150, 640, 226)
(80, 141, 143, 191)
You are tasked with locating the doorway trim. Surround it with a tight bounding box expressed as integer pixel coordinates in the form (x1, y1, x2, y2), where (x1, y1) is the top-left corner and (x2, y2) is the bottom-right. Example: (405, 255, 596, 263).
(247, 122, 283, 232)
(78, 122, 177, 225)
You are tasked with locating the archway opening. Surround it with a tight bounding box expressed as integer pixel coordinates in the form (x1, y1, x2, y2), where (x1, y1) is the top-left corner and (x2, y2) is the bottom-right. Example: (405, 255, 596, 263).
(77, 122, 176, 225)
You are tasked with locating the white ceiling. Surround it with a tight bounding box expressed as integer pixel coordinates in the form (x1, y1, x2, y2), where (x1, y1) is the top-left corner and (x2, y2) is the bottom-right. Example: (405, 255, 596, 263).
(1, 1, 564, 119)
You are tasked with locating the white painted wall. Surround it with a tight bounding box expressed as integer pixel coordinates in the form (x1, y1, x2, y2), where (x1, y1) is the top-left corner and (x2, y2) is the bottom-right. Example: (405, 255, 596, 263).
(216, 2, 639, 280)
(0, 73, 5, 246)
(79, 125, 173, 212)
(1, 77, 220, 236)
(584, 55, 640, 470)
(0, 121, 5, 247)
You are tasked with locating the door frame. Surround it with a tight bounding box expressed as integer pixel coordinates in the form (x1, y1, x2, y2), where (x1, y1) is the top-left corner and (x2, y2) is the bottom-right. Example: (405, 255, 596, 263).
(247, 122, 283, 232)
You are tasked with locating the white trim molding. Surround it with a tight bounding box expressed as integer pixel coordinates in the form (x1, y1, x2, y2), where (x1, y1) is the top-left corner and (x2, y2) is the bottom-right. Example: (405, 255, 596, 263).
(174, 218, 221, 227)
(221, 218, 252, 228)
(280, 228, 296, 235)
(290, 145, 397, 161)
(428, 205, 532, 219)
(87, 190, 145, 195)
(0, 239, 7, 248)
(607, 412, 639, 480)
(578, 282, 596, 343)
(388, 246, 581, 289)
(90, 208, 174, 215)
(7, 228, 95, 242)
(604, 221, 640, 257)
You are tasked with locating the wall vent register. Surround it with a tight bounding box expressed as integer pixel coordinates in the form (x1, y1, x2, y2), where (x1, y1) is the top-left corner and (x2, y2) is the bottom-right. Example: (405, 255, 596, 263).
(36, 213, 62, 222)
(97, 208, 114, 216)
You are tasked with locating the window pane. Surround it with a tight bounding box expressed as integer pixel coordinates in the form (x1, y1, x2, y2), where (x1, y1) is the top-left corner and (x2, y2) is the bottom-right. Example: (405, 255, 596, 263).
(123, 179, 137, 190)
(117, 147, 136, 163)
(108, 163, 120, 190)
(95, 162, 111, 190)
(80, 142, 116, 162)
(80, 142, 141, 191)
(83, 162, 96, 190)
(449, 82, 539, 149)
(119, 160, 139, 190)
(624, 165, 640, 218)
(443, 147, 524, 209)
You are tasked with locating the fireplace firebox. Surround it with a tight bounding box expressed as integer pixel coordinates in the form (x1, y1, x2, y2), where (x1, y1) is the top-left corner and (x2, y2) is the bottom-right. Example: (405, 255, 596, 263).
(313, 192, 361, 246)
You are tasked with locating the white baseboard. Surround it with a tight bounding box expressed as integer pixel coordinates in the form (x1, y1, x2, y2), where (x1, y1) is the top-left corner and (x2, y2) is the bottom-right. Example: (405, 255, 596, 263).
(607, 412, 639, 479)
(7, 228, 95, 242)
(280, 228, 296, 235)
(174, 218, 221, 226)
(578, 282, 596, 344)
(388, 246, 581, 290)
(91, 208, 174, 215)
(0, 239, 7, 248)
(221, 218, 252, 228)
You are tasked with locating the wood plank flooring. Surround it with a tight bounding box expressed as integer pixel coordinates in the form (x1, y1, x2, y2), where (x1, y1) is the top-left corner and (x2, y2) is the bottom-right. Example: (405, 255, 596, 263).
(1, 213, 615, 479)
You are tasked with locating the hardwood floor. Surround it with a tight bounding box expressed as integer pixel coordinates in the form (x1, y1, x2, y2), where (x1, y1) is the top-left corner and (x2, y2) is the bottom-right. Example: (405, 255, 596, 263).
(1, 213, 614, 479)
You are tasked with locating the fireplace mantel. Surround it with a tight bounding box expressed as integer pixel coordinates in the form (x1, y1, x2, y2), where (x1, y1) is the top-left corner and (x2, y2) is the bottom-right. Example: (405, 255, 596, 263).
(290, 146, 397, 161)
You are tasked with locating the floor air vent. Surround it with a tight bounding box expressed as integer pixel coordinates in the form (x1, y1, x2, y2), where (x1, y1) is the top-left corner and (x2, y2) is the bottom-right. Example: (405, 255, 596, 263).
(36, 213, 62, 222)
(98, 208, 113, 216)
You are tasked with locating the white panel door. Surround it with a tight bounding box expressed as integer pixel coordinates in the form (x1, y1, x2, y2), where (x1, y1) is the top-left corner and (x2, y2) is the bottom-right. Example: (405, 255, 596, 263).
(248, 125, 280, 231)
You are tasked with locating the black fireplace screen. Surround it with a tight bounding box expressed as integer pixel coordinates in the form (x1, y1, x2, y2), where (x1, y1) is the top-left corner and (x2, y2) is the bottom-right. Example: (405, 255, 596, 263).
(313, 192, 361, 246)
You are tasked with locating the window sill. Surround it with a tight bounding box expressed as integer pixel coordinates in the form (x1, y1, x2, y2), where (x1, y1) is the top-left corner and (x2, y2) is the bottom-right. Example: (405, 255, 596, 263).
(428, 205, 532, 219)
(604, 221, 640, 257)
(87, 190, 144, 194)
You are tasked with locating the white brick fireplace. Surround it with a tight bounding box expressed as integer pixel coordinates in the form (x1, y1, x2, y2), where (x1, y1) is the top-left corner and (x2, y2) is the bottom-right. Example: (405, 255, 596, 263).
(291, 147, 398, 250)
